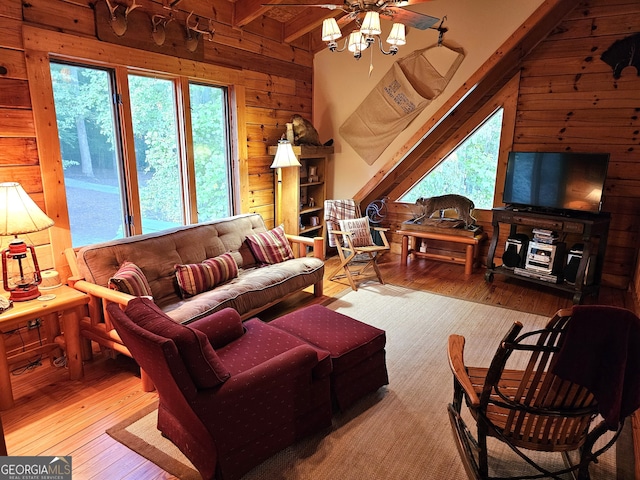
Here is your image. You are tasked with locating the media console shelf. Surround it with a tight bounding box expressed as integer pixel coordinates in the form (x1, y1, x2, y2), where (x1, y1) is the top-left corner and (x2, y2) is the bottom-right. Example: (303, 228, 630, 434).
(485, 207, 610, 304)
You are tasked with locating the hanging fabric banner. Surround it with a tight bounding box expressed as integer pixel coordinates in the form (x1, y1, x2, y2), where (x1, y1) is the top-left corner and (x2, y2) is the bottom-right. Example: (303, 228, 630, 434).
(339, 43, 465, 165)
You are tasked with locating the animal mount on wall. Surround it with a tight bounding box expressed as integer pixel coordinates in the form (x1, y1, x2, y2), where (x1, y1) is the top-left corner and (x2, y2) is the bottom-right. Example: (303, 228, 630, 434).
(185, 11, 215, 52)
(151, 14, 173, 46)
(104, 0, 141, 36)
(600, 32, 640, 79)
(94, 0, 212, 60)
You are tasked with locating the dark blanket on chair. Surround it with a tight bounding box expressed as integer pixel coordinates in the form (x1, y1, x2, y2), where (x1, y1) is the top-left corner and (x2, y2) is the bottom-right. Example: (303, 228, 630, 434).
(551, 305, 640, 429)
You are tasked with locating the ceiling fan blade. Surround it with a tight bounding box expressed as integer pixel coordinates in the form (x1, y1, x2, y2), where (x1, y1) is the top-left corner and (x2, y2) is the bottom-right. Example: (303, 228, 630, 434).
(400, 0, 434, 5)
(383, 7, 439, 30)
(336, 11, 358, 28)
(261, 3, 342, 9)
(347, 0, 431, 8)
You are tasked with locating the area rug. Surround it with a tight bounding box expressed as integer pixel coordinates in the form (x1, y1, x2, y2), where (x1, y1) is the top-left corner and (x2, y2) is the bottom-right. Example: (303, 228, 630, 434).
(107, 284, 632, 479)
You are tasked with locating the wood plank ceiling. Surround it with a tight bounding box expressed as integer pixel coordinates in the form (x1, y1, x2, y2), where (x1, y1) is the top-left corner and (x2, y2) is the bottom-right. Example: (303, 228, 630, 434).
(229, 0, 436, 51)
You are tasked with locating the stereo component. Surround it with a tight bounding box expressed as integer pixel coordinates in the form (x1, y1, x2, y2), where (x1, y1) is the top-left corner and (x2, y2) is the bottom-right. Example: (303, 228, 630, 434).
(525, 241, 565, 274)
(501, 234, 529, 269)
(514, 267, 560, 284)
(564, 244, 595, 285)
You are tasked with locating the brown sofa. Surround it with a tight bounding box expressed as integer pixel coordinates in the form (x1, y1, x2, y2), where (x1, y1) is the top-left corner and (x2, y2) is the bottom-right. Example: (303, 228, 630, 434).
(66, 213, 324, 361)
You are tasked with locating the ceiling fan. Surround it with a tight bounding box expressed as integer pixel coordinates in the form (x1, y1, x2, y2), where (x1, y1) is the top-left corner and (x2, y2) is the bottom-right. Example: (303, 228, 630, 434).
(264, 1, 444, 53)
(263, 0, 445, 74)
(264, 1, 440, 31)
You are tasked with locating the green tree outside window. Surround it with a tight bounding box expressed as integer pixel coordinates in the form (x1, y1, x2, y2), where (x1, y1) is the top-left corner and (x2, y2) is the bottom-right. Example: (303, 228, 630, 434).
(400, 108, 503, 210)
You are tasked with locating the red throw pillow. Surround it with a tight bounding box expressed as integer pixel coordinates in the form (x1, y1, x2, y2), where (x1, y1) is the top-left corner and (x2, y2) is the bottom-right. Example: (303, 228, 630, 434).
(124, 297, 231, 389)
(175, 253, 238, 297)
(245, 224, 295, 264)
(108, 261, 153, 298)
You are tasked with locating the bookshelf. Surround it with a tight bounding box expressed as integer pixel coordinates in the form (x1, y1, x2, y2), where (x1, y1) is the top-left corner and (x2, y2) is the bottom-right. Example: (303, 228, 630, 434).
(269, 145, 334, 238)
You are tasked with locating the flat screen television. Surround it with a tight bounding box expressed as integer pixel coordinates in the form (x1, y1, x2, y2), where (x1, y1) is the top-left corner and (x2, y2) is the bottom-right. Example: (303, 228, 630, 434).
(502, 151, 609, 214)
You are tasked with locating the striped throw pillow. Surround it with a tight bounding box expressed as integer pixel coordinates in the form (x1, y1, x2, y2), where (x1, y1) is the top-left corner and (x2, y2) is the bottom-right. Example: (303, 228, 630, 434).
(245, 224, 295, 264)
(175, 252, 238, 297)
(108, 261, 153, 298)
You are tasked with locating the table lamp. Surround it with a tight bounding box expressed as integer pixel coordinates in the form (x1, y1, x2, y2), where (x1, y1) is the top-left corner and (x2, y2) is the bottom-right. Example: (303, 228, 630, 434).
(0, 182, 54, 301)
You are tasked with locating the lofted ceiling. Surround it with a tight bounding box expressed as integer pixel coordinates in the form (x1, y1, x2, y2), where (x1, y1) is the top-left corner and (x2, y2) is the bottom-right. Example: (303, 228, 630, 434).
(229, 0, 438, 52)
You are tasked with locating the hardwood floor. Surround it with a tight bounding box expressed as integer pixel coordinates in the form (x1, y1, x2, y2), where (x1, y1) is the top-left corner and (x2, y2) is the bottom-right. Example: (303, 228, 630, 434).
(1, 253, 636, 479)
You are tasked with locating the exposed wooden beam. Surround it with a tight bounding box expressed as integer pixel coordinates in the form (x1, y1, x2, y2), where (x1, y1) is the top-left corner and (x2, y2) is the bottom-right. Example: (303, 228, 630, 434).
(387, 74, 519, 202)
(233, 0, 269, 28)
(283, 8, 341, 43)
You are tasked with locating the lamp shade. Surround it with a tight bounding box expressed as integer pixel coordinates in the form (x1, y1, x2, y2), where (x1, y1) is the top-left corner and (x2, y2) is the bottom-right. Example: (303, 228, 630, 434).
(361, 11, 382, 36)
(387, 23, 406, 46)
(0, 182, 54, 236)
(321, 18, 342, 42)
(270, 139, 301, 168)
(347, 31, 368, 54)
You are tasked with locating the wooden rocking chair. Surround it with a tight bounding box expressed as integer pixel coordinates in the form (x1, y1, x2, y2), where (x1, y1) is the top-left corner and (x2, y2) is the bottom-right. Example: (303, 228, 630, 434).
(447, 305, 640, 479)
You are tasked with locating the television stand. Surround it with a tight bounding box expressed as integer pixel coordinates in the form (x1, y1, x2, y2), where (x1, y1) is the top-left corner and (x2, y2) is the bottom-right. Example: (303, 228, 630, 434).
(485, 208, 610, 304)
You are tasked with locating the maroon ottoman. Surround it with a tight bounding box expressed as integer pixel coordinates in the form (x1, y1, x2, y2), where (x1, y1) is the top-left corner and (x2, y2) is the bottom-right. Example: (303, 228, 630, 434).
(270, 304, 389, 411)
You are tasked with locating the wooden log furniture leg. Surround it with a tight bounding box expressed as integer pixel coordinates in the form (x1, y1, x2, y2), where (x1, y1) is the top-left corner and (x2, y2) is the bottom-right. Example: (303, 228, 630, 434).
(0, 413, 6, 455)
(0, 286, 89, 409)
(0, 335, 12, 410)
(397, 229, 487, 275)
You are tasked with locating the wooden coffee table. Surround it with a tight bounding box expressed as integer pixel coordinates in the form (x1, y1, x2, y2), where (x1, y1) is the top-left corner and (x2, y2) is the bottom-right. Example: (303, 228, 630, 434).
(0, 285, 88, 409)
(397, 228, 487, 275)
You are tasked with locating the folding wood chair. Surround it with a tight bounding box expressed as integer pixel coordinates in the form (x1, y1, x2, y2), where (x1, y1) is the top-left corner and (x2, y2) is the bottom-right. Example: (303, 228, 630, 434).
(328, 216, 389, 291)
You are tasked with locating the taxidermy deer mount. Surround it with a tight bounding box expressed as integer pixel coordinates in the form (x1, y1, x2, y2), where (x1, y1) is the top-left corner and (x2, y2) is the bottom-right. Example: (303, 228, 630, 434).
(94, 0, 211, 60)
(151, 14, 173, 46)
(185, 11, 215, 52)
(104, 0, 141, 37)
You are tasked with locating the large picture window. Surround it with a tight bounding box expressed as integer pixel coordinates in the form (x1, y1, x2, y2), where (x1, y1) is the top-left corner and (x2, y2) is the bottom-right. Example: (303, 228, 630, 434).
(50, 62, 233, 247)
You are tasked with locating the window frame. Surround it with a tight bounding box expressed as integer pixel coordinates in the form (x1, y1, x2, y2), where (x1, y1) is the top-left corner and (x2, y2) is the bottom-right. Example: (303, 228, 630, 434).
(24, 27, 245, 258)
(399, 107, 505, 210)
(387, 73, 520, 218)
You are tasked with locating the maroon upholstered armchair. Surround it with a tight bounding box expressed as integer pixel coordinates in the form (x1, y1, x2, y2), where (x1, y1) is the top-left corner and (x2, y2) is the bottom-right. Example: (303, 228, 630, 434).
(106, 297, 332, 480)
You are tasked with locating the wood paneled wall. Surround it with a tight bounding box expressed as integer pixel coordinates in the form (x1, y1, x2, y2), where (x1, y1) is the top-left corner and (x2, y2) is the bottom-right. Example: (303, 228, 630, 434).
(513, 0, 640, 289)
(0, 0, 313, 277)
(374, 0, 640, 291)
(1, 0, 638, 292)
(0, 1, 52, 269)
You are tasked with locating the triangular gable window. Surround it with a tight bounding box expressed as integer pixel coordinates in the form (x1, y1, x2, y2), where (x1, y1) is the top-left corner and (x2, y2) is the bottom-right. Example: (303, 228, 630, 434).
(400, 108, 503, 210)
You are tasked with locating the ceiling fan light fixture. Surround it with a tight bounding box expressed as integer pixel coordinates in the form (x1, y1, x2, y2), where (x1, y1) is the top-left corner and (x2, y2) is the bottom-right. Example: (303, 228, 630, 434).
(321, 18, 342, 42)
(386, 23, 406, 46)
(347, 31, 368, 58)
(360, 11, 382, 36)
(317, 2, 441, 70)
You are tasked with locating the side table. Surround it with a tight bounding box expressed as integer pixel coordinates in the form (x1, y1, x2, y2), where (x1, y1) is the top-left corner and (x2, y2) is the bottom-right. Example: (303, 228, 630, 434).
(0, 285, 89, 410)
